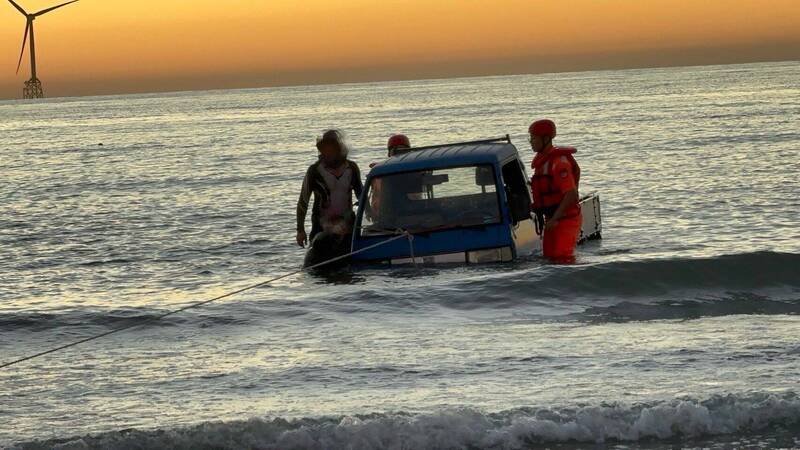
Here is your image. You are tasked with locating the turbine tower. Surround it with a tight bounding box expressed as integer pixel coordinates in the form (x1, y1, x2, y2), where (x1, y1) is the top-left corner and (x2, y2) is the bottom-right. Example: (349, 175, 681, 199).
(8, 0, 79, 99)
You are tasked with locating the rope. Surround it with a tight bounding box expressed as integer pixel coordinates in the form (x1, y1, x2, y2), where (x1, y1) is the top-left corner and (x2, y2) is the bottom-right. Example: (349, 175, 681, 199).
(0, 232, 412, 371)
(407, 234, 417, 267)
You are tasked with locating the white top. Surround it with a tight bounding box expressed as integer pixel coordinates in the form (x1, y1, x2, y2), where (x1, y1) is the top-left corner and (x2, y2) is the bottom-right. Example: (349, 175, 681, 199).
(317, 164, 354, 232)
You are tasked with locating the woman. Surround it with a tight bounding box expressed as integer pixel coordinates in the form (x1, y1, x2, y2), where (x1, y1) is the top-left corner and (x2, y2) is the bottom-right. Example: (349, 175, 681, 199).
(295, 129, 363, 265)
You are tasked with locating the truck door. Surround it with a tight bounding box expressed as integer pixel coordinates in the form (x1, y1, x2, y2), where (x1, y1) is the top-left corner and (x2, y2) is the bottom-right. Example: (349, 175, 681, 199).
(501, 159, 538, 257)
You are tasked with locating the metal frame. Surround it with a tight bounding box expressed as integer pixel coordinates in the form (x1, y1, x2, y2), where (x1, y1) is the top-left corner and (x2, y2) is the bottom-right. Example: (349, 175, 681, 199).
(394, 135, 512, 155)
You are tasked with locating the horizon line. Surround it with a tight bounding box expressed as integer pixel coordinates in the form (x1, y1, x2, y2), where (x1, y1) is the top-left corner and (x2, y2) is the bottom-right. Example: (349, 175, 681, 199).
(1, 58, 797, 103)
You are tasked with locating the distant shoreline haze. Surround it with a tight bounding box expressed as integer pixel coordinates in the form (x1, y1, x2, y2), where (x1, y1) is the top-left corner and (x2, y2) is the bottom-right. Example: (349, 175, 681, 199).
(1, 0, 798, 99)
(1, 48, 797, 101)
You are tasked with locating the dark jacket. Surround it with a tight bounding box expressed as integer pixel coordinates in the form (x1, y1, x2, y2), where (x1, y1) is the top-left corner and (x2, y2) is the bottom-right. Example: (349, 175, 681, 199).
(296, 159, 363, 235)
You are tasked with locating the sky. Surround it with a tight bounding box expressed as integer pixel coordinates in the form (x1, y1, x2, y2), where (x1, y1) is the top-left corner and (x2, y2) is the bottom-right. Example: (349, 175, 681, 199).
(0, 0, 798, 99)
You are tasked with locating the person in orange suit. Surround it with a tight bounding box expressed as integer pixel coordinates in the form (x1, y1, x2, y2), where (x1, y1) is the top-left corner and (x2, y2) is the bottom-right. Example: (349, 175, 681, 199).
(368, 134, 413, 220)
(371, 134, 412, 169)
(529, 119, 582, 263)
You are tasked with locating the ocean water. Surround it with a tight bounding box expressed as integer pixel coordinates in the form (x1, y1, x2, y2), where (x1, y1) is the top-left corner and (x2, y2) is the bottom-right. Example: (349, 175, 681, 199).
(1, 61, 799, 449)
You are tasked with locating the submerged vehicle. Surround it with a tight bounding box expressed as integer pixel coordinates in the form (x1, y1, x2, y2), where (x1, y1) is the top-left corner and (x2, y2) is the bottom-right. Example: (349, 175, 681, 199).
(350, 136, 602, 265)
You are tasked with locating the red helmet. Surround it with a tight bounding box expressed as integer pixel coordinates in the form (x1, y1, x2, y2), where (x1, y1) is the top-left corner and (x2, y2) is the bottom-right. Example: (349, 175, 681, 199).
(529, 119, 557, 138)
(387, 134, 411, 150)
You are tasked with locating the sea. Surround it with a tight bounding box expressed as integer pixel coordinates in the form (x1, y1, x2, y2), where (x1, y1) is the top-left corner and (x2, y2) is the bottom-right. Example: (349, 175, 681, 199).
(1, 61, 799, 449)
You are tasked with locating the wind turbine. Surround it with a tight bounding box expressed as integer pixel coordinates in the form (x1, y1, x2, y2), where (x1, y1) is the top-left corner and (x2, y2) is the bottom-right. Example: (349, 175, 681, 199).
(8, 0, 79, 99)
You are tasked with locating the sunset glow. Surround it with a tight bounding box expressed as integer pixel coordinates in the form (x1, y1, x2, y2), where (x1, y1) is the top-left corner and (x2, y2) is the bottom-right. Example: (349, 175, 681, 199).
(1, 0, 798, 98)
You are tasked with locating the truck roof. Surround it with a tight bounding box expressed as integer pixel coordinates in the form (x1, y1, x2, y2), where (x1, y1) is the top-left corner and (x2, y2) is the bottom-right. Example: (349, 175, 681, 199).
(368, 138, 521, 176)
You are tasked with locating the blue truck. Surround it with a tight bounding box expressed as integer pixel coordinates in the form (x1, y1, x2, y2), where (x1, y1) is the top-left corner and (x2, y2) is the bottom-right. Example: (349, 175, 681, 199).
(350, 136, 602, 265)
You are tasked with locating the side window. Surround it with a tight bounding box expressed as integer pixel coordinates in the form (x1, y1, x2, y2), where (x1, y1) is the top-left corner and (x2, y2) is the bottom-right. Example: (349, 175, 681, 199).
(502, 160, 532, 224)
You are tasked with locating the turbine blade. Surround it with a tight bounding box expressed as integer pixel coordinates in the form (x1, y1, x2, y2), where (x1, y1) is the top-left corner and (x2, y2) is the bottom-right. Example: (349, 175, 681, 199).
(16, 21, 30, 74)
(33, 0, 78, 16)
(7, 0, 27, 15)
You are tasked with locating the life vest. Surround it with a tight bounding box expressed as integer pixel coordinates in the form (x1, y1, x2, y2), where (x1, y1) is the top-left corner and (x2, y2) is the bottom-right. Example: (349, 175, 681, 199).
(531, 146, 581, 219)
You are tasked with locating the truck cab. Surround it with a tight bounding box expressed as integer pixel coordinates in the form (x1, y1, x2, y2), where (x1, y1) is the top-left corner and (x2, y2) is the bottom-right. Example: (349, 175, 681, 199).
(352, 137, 557, 264)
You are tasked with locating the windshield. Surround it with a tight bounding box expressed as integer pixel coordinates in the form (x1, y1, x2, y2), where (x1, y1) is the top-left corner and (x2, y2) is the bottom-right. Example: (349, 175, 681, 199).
(360, 165, 501, 235)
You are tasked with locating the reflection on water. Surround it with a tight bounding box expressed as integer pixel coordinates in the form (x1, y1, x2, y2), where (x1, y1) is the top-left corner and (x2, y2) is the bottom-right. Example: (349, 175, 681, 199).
(1, 61, 799, 447)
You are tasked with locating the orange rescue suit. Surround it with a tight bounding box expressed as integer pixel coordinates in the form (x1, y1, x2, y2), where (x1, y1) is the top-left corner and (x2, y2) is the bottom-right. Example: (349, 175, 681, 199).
(531, 146, 581, 261)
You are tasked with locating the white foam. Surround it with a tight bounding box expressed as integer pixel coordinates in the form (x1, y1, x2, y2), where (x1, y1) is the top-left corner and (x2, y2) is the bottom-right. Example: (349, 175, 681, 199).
(13, 392, 800, 450)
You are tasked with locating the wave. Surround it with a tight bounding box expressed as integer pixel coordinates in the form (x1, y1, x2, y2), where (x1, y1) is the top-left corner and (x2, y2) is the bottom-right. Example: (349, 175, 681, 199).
(4, 252, 798, 333)
(0, 308, 250, 333)
(575, 292, 800, 323)
(452, 251, 800, 300)
(543, 251, 800, 296)
(10, 392, 800, 450)
(350, 251, 800, 319)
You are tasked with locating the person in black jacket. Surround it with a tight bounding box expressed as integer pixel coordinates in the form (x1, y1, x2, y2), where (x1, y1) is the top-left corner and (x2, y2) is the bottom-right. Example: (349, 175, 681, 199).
(296, 129, 363, 248)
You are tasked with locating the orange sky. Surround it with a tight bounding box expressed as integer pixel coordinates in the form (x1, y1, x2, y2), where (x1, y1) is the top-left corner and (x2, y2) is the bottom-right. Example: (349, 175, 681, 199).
(1, 0, 798, 98)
